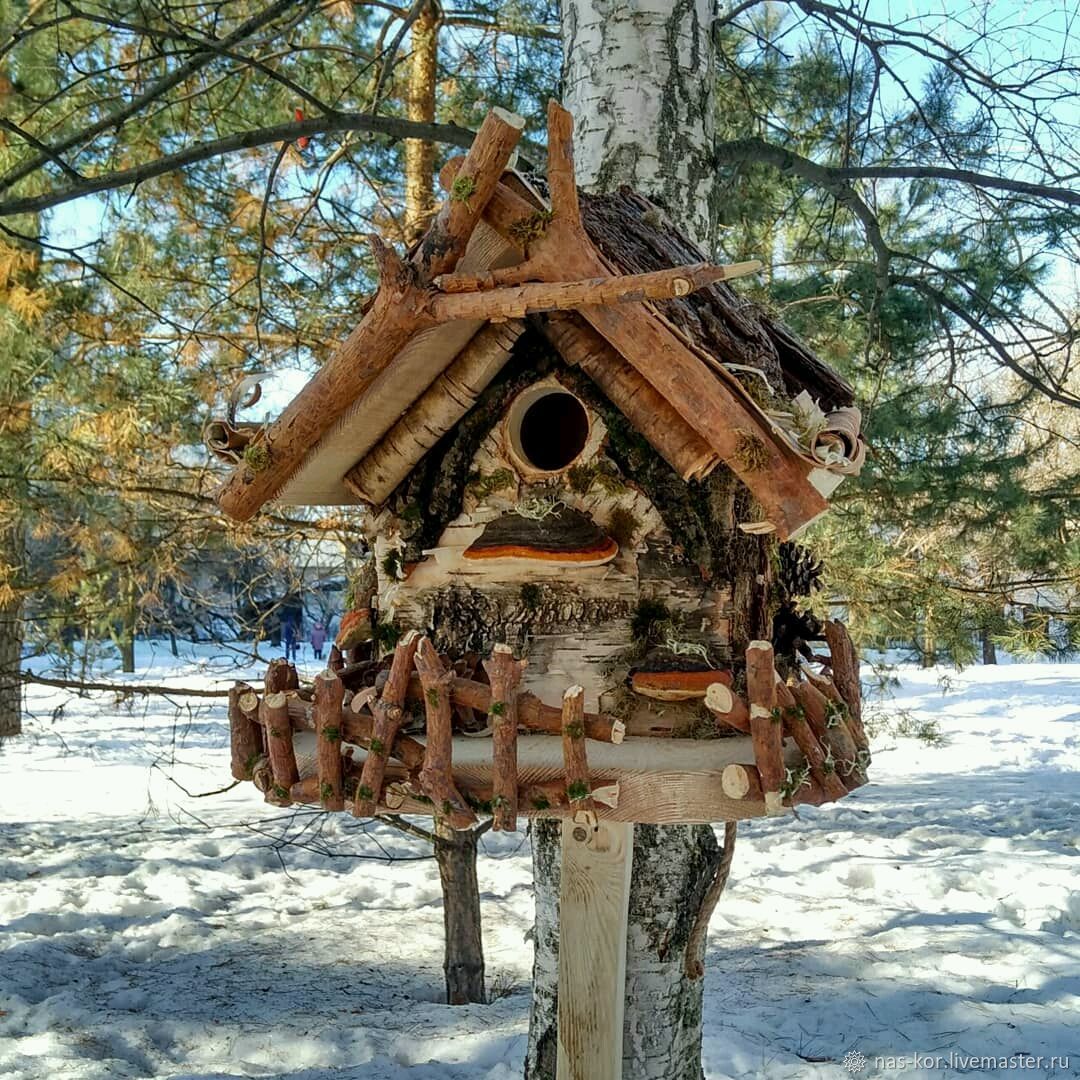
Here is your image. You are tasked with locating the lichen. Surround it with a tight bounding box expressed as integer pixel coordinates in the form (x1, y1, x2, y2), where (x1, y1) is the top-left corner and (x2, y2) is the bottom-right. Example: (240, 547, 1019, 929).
(467, 467, 514, 499)
(607, 506, 639, 548)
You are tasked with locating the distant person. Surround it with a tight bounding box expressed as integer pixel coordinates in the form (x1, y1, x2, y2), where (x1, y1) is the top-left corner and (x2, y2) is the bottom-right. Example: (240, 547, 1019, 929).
(310, 621, 326, 661)
(283, 618, 299, 662)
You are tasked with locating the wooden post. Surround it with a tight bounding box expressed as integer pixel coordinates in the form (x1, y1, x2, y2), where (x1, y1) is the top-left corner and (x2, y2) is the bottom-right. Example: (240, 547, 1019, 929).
(556, 819, 633, 1080)
(313, 670, 345, 811)
(746, 640, 785, 815)
(483, 643, 525, 831)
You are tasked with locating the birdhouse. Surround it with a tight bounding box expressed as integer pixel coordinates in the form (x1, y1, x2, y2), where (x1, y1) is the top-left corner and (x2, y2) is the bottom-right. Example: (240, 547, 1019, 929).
(212, 102, 869, 833)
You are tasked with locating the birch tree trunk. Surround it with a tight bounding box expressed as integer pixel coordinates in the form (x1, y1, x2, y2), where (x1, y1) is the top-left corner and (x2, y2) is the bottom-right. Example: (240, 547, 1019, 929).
(561, 0, 718, 251)
(527, 6, 725, 1075)
(403, 1, 440, 244)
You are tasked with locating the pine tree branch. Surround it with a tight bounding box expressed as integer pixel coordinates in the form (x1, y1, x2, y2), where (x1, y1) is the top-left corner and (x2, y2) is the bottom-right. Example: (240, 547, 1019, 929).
(21, 671, 234, 698)
(0, 0, 315, 198)
(0, 112, 481, 218)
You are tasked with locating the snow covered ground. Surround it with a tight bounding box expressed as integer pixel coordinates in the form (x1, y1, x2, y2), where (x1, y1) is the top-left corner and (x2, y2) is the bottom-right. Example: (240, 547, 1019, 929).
(2, 642, 1078, 1079)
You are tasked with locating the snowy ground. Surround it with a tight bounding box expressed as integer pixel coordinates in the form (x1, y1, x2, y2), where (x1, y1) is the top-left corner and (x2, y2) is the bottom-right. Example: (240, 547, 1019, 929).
(2, 642, 1078, 1079)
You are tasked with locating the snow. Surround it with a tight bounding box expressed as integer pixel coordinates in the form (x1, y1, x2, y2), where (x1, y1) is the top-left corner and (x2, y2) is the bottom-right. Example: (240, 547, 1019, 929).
(2, 643, 1078, 1078)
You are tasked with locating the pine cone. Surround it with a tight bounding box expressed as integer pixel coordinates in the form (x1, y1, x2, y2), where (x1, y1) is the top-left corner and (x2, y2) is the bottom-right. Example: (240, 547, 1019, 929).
(778, 542, 823, 598)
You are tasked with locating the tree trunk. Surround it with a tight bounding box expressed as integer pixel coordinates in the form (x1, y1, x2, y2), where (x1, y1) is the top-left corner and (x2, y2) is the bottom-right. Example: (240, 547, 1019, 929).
(527, 7, 727, 1074)
(403, 1, 439, 244)
(561, 0, 717, 252)
(980, 626, 997, 665)
(434, 820, 486, 1004)
(119, 574, 136, 673)
(0, 521, 23, 737)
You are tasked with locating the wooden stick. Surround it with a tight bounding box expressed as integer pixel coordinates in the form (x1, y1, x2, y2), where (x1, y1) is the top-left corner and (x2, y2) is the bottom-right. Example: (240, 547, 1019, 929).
(721, 763, 828, 808)
(400, 673, 625, 743)
(229, 682, 263, 780)
(216, 107, 524, 522)
(265, 657, 295, 694)
(354, 631, 422, 817)
(313, 670, 346, 811)
(823, 620, 868, 753)
(789, 679, 865, 790)
(483, 643, 525, 832)
(546, 97, 581, 228)
(746, 641, 785, 815)
(429, 262, 763, 321)
(415, 638, 477, 830)
(439, 155, 536, 251)
(775, 679, 849, 802)
(561, 685, 596, 827)
(262, 691, 297, 804)
(704, 682, 751, 734)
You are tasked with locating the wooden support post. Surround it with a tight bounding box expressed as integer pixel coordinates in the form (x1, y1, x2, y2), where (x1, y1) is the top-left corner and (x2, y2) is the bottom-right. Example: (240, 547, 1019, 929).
(483, 643, 525, 832)
(823, 620, 868, 753)
(746, 641, 785, 815)
(354, 630, 421, 817)
(556, 819, 633, 1080)
(414, 638, 476, 830)
(262, 691, 296, 804)
(789, 679, 864, 790)
(229, 681, 263, 780)
(314, 670, 346, 811)
(561, 685, 595, 827)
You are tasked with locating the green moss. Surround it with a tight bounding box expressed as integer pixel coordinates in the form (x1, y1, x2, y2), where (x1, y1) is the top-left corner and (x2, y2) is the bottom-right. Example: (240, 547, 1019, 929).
(322, 725, 340, 742)
(567, 780, 590, 802)
(467, 467, 515, 499)
(368, 737, 385, 755)
(272, 784, 288, 799)
(372, 618, 401, 653)
(358, 784, 374, 801)
(243, 442, 271, 473)
(567, 464, 597, 494)
(490, 700, 506, 716)
(531, 795, 551, 811)
(508, 208, 553, 243)
(563, 721, 584, 740)
(426, 687, 441, 707)
(450, 174, 476, 203)
(631, 598, 671, 647)
(320, 781, 334, 801)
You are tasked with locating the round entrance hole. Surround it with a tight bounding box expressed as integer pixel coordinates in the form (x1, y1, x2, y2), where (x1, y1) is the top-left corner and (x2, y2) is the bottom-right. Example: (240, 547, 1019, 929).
(508, 387, 590, 472)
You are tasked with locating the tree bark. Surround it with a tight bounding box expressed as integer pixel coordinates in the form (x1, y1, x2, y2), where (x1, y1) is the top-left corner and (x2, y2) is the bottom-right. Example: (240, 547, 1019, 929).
(0, 520, 22, 737)
(434, 819, 487, 1004)
(403, 1, 440, 243)
(560, 0, 717, 251)
(980, 626, 998, 665)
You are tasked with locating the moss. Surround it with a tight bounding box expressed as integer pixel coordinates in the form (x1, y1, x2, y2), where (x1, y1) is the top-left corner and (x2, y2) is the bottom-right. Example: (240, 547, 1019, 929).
(520, 582, 542, 610)
(508, 208, 553, 243)
(272, 784, 288, 799)
(372, 618, 400, 652)
(426, 687, 441, 708)
(631, 598, 672, 647)
(381, 549, 403, 581)
(358, 784, 374, 801)
(607, 506, 639, 548)
(563, 721, 584, 740)
(368, 737, 385, 755)
(567, 780, 590, 802)
(734, 429, 771, 472)
(322, 725, 341, 742)
(320, 781, 334, 801)
(490, 700, 506, 716)
(567, 464, 596, 494)
(467, 467, 515, 499)
(243, 442, 271, 473)
(530, 795, 551, 811)
(450, 174, 476, 203)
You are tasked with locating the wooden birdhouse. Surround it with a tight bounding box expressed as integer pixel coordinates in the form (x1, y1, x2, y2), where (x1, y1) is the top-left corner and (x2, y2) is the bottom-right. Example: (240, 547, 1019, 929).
(213, 100, 869, 835)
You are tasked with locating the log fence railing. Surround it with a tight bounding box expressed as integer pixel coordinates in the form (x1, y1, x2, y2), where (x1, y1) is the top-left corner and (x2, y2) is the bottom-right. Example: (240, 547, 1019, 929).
(229, 623, 866, 828)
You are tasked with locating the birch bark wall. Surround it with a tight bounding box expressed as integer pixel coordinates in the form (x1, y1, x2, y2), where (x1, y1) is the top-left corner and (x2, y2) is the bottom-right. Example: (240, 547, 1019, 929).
(560, 0, 717, 249)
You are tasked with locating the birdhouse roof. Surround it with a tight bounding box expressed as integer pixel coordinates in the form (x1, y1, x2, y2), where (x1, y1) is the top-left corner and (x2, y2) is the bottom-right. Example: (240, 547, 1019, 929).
(210, 104, 864, 540)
